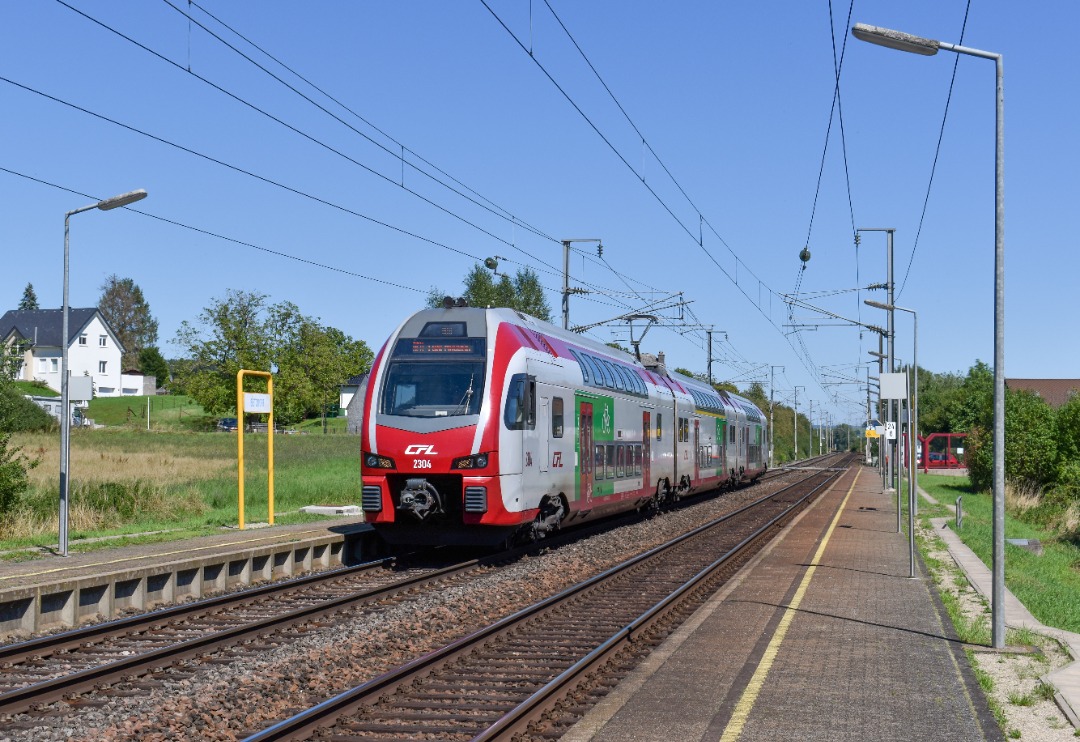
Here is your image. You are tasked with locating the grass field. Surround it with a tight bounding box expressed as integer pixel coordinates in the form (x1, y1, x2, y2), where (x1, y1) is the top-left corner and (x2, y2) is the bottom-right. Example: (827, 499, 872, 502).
(916, 473, 1080, 634)
(2, 427, 361, 557)
(85, 394, 214, 431)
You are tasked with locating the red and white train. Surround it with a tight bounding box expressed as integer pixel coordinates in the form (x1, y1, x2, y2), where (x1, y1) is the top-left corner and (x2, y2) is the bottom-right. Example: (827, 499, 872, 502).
(359, 305, 768, 546)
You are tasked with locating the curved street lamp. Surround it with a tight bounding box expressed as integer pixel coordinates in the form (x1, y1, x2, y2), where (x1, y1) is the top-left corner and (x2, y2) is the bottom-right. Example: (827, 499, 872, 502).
(853, 21, 1005, 648)
(61, 189, 147, 557)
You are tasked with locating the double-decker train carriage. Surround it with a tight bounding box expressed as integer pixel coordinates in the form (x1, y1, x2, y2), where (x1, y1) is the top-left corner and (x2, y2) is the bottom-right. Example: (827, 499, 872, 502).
(360, 305, 768, 546)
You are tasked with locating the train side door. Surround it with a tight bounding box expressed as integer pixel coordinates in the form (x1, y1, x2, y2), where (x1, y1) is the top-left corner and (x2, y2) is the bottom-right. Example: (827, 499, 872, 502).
(642, 411, 652, 493)
(693, 419, 700, 482)
(579, 401, 593, 506)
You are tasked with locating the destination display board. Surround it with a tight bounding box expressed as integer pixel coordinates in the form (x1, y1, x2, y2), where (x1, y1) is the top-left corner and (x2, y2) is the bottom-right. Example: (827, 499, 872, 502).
(393, 338, 486, 357)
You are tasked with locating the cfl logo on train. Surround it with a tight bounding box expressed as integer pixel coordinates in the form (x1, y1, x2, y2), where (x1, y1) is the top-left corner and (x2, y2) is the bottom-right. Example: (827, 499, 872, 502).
(404, 444, 439, 455)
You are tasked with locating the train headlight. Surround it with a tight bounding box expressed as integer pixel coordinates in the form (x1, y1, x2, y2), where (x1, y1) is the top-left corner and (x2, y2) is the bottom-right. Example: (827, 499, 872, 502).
(363, 452, 395, 469)
(452, 452, 491, 470)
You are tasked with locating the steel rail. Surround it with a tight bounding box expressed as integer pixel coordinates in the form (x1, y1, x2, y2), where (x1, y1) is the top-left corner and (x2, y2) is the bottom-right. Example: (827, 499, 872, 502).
(0, 555, 486, 715)
(243, 462, 848, 741)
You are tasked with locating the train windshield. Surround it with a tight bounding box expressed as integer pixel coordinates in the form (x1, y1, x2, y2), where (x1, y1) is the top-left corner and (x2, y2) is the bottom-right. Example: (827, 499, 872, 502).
(379, 360, 486, 417)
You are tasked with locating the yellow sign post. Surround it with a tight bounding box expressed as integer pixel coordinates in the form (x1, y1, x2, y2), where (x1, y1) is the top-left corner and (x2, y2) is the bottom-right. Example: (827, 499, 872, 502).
(236, 370, 274, 530)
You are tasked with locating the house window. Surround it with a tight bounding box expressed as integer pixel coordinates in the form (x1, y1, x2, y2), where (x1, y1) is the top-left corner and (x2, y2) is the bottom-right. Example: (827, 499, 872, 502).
(98, 361, 107, 374)
(99, 336, 107, 347)
(79, 334, 87, 346)
(50, 358, 58, 372)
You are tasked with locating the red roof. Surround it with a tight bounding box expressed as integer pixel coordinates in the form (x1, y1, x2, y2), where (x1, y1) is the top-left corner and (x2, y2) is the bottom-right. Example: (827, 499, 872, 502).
(1006, 378, 1080, 409)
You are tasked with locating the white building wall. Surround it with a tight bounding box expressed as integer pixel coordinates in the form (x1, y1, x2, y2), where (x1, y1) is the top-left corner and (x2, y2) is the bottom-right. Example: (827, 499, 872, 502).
(29, 315, 124, 397)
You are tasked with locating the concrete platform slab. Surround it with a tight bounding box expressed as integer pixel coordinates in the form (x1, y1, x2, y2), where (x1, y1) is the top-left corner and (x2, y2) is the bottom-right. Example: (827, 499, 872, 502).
(566, 465, 1003, 742)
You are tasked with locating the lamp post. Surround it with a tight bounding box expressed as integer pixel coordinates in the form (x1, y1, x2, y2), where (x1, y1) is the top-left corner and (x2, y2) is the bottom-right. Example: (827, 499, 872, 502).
(61, 189, 147, 557)
(868, 300, 918, 578)
(853, 21, 1007, 648)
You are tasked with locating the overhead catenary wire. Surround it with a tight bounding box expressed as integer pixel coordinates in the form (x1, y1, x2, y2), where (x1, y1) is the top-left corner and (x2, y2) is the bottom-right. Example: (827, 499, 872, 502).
(0, 165, 426, 294)
(55, 0, 679, 323)
(895, 0, 973, 301)
(480, 0, 835, 391)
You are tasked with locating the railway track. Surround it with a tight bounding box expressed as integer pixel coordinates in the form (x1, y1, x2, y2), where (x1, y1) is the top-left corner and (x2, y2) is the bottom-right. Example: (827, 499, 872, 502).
(246, 456, 852, 741)
(0, 478, 725, 719)
(0, 553, 494, 717)
(0, 456, 845, 737)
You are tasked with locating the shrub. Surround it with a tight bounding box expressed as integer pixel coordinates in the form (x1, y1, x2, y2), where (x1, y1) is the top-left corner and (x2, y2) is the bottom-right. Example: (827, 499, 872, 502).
(0, 431, 38, 519)
(0, 385, 56, 433)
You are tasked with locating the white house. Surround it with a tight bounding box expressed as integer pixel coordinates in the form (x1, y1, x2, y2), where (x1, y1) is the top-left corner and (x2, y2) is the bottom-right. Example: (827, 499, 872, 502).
(1, 308, 127, 398)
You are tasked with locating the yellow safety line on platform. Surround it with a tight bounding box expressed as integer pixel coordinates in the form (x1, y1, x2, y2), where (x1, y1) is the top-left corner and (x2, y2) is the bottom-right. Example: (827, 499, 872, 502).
(0, 529, 327, 582)
(718, 468, 861, 742)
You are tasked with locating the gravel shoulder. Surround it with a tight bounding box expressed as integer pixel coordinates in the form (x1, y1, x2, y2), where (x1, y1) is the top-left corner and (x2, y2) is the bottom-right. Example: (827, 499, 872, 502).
(920, 519, 1079, 741)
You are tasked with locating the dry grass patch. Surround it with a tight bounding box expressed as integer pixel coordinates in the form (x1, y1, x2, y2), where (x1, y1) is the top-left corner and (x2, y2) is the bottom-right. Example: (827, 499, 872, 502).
(13, 432, 233, 487)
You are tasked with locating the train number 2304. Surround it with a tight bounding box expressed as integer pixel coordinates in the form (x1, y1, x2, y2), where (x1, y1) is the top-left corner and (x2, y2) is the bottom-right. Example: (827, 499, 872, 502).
(412, 459, 433, 469)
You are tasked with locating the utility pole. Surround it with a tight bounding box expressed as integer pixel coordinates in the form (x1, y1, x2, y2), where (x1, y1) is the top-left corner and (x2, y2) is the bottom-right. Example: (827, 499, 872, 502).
(560, 238, 602, 330)
(809, 399, 814, 457)
(865, 366, 872, 464)
(794, 386, 805, 462)
(769, 365, 784, 468)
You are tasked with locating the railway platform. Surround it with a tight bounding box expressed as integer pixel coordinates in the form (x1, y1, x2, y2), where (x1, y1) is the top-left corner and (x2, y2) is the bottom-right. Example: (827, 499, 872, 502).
(564, 464, 1008, 742)
(0, 517, 373, 640)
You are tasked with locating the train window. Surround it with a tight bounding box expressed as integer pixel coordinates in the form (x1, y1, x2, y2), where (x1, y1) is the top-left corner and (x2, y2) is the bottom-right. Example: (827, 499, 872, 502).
(504, 373, 536, 430)
(585, 355, 605, 388)
(552, 397, 564, 438)
(603, 361, 624, 391)
(730, 424, 736, 444)
(606, 444, 617, 479)
(594, 445, 605, 479)
(418, 322, 467, 338)
(656, 414, 663, 441)
(612, 365, 629, 392)
(630, 370, 645, 396)
(634, 445, 642, 476)
(616, 445, 625, 478)
(572, 350, 590, 385)
(380, 359, 486, 417)
(597, 359, 616, 389)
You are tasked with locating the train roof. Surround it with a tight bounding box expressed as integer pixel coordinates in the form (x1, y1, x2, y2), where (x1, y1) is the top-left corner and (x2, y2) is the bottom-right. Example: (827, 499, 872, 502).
(398, 306, 765, 420)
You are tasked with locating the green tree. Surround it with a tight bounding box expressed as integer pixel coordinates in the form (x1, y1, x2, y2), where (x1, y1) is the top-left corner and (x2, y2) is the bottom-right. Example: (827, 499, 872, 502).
(429, 264, 552, 322)
(914, 367, 964, 436)
(947, 360, 993, 433)
(138, 346, 171, 389)
(99, 275, 159, 369)
(741, 382, 768, 411)
(18, 283, 39, 310)
(967, 389, 1056, 492)
(174, 290, 274, 417)
(1054, 394, 1080, 495)
(173, 291, 372, 426)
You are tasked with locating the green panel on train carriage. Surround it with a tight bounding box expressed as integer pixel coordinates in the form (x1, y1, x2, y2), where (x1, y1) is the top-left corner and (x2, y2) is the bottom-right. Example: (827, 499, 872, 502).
(574, 392, 615, 500)
(716, 416, 726, 443)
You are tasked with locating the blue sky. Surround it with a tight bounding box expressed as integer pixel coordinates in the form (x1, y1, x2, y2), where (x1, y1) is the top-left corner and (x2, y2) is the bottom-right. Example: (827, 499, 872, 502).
(2, 1, 1077, 427)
